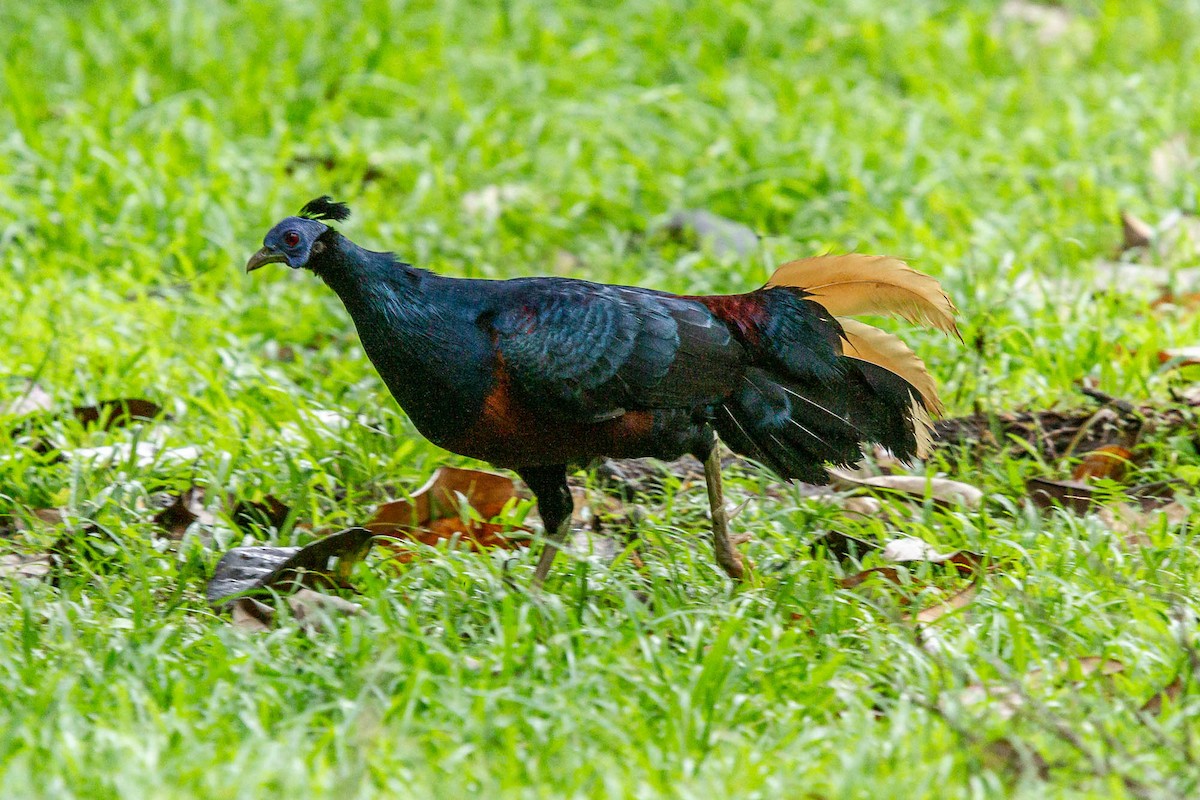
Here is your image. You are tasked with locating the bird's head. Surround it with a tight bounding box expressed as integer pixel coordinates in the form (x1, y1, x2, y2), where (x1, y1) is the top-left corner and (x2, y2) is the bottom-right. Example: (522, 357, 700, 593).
(246, 196, 351, 272)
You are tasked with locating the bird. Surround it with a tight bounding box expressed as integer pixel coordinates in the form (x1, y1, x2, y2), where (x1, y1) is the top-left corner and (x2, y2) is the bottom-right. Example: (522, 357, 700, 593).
(247, 197, 956, 586)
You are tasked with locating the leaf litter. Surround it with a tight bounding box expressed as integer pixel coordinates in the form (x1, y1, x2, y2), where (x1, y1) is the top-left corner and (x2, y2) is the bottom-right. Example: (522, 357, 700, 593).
(206, 527, 374, 607)
(367, 466, 529, 558)
(153, 486, 216, 540)
(231, 589, 366, 633)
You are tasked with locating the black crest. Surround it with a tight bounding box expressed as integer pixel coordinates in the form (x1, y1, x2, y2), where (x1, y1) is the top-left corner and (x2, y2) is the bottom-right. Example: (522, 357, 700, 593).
(298, 196, 351, 223)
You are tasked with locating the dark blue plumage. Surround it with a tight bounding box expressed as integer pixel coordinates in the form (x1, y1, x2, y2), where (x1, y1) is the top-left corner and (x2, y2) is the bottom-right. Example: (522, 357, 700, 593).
(248, 199, 934, 583)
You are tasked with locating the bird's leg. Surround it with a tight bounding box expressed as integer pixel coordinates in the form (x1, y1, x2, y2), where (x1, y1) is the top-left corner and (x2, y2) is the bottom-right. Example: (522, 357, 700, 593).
(532, 515, 571, 590)
(701, 436, 745, 581)
(517, 466, 572, 590)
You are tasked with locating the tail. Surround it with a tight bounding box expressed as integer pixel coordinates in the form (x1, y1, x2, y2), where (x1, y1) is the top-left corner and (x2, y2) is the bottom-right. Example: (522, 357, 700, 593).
(712, 255, 955, 482)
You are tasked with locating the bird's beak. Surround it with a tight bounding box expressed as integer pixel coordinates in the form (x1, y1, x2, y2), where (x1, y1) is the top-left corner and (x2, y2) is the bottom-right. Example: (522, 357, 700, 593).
(246, 247, 288, 273)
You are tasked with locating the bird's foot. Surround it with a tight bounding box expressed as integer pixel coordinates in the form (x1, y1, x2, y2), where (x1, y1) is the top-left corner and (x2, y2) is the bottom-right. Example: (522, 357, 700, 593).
(714, 533, 754, 581)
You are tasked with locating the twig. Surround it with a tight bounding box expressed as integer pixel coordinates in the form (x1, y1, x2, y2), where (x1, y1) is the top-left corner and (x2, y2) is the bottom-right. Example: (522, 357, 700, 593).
(1079, 386, 1139, 418)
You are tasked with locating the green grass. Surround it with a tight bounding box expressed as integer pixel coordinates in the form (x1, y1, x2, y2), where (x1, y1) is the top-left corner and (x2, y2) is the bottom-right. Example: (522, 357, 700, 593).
(3, 0, 1200, 796)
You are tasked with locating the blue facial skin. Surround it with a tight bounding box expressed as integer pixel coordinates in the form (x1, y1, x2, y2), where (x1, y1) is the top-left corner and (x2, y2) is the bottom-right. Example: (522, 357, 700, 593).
(247, 216, 329, 271)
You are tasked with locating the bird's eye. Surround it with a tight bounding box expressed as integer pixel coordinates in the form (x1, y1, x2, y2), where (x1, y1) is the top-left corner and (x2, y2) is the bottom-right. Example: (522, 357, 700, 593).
(283, 231, 301, 247)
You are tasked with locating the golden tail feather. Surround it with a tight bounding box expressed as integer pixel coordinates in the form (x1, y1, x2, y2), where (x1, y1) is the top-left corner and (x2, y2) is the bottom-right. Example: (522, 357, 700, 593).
(767, 254, 959, 337)
(838, 318, 943, 415)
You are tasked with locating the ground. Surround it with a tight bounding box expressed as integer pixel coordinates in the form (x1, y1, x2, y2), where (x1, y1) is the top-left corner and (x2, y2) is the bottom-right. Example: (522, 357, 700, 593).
(2, 1, 1200, 797)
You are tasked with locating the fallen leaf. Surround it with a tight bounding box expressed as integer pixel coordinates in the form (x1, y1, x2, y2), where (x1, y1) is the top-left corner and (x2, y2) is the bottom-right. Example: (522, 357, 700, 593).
(1121, 211, 1154, 252)
(1159, 347, 1200, 368)
(232, 495, 291, 532)
(838, 565, 906, 590)
(230, 597, 274, 631)
(0, 552, 52, 580)
(881, 537, 987, 572)
(206, 527, 374, 606)
(368, 466, 528, 557)
(1141, 676, 1184, 715)
(1071, 445, 1133, 482)
(0, 507, 64, 537)
(982, 737, 1051, 780)
(956, 658, 1126, 723)
(811, 530, 879, 561)
(153, 487, 215, 539)
(3, 381, 53, 417)
(72, 398, 163, 430)
(1098, 501, 1188, 546)
(659, 210, 759, 258)
(287, 588, 365, 631)
(829, 469, 984, 509)
(1150, 289, 1200, 310)
(906, 579, 979, 624)
(1028, 476, 1178, 515)
(808, 492, 885, 520)
(1026, 477, 1099, 514)
(1177, 385, 1200, 407)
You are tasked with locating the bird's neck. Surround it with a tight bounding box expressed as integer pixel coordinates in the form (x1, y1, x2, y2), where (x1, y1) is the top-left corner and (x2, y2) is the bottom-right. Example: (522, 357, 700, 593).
(313, 236, 493, 444)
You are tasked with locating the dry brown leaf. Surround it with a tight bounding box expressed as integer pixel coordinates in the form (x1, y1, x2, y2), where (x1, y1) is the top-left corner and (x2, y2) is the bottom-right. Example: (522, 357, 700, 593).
(1159, 347, 1200, 368)
(3, 381, 53, 417)
(368, 466, 528, 558)
(807, 493, 884, 521)
(1150, 289, 1200, 310)
(287, 588, 365, 631)
(838, 565, 905, 590)
(810, 530, 879, 562)
(207, 528, 374, 606)
(1121, 211, 1154, 251)
(0, 552, 52, 580)
(982, 737, 1051, 780)
(1, 507, 65, 537)
(1141, 676, 1184, 715)
(154, 487, 215, 539)
(232, 495, 291, 531)
(1099, 501, 1188, 546)
(906, 579, 979, 624)
(837, 535, 988, 590)
(1071, 445, 1133, 482)
(1026, 477, 1099, 514)
(830, 469, 983, 509)
(881, 537, 987, 573)
(1028, 476, 1178, 516)
(957, 658, 1126, 722)
(73, 398, 163, 430)
(841, 496, 883, 518)
(231, 597, 274, 631)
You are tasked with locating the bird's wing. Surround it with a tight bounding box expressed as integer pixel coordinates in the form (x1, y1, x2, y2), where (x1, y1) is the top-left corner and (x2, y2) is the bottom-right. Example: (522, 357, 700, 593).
(489, 281, 743, 419)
